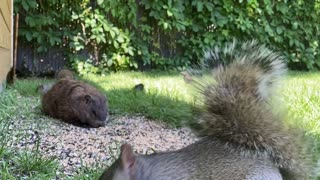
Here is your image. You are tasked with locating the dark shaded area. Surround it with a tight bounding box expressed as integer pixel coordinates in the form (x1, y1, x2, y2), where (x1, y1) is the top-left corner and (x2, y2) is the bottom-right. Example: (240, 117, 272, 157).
(287, 61, 308, 71)
(107, 89, 192, 126)
(16, 44, 67, 76)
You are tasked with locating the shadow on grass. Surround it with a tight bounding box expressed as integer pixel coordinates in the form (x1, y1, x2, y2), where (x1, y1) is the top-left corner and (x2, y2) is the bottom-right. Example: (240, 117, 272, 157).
(104, 87, 198, 127)
(10, 77, 55, 97)
(11, 76, 199, 127)
(74, 73, 200, 127)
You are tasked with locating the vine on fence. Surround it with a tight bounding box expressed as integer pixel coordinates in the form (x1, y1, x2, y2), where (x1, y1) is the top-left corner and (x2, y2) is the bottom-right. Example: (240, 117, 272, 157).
(14, 0, 320, 74)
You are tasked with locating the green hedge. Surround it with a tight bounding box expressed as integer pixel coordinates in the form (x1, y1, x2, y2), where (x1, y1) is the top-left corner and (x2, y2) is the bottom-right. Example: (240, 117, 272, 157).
(14, 0, 320, 73)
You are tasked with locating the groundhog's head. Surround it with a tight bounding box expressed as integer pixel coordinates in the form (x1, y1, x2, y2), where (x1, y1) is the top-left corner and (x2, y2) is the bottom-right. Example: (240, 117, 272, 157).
(71, 88, 109, 128)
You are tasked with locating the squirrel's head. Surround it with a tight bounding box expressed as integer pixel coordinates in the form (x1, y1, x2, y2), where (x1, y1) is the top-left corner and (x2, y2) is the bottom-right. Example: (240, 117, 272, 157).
(99, 144, 136, 180)
(71, 87, 109, 128)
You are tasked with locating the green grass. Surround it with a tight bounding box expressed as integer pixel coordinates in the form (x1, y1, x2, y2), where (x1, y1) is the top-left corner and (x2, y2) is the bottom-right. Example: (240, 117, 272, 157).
(0, 89, 59, 179)
(0, 70, 319, 179)
(12, 78, 54, 97)
(83, 71, 197, 126)
(13, 71, 197, 127)
(284, 71, 320, 134)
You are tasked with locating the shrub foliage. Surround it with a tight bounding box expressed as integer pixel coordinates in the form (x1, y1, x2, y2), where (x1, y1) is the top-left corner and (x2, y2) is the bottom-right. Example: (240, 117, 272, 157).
(14, 0, 320, 73)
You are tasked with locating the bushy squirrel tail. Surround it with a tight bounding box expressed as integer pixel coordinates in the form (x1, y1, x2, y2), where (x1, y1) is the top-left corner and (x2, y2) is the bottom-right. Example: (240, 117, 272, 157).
(194, 40, 309, 178)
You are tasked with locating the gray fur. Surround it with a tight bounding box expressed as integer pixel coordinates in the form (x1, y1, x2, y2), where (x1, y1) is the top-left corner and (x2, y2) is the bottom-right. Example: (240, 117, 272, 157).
(36, 84, 54, 95)
(99, 40, 309, 180)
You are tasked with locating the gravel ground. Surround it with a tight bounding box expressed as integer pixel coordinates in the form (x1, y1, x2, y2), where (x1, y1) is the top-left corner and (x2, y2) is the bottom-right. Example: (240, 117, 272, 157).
(7, 115, 198, 176)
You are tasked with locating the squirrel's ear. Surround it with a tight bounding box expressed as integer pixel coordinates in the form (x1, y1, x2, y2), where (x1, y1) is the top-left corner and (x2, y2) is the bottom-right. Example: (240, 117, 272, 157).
(120, 143, 136, 171)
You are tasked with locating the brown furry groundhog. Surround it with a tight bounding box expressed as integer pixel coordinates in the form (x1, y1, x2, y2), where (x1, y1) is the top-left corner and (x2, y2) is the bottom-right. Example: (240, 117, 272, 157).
(55, 69, 74, 80)
(41, 79, 109, 128)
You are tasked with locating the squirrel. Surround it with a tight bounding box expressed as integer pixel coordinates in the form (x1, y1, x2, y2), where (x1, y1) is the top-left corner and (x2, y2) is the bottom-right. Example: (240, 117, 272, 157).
(99, 40, 310, 180)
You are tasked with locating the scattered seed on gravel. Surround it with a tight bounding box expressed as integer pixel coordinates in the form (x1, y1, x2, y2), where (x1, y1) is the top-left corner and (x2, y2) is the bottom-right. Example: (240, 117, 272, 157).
(7, 115, 198, 175)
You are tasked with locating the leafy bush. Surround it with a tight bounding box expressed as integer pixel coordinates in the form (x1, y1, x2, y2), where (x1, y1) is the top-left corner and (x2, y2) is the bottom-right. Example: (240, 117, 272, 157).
(14, 0, 320, 73)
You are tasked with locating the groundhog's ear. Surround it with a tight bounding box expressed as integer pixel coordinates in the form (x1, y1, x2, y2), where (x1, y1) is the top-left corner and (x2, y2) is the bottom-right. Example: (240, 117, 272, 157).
(120, 143, 136, 172)
(84, 95, 92, 104)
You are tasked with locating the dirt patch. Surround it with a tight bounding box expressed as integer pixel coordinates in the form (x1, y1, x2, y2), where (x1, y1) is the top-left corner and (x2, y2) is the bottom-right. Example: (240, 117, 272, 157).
(7, 115, 198, 175)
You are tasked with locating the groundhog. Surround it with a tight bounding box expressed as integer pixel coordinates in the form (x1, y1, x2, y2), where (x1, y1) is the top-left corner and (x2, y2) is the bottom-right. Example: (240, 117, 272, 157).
(55, 69, 74, 80)
(41, 79, 109, 128)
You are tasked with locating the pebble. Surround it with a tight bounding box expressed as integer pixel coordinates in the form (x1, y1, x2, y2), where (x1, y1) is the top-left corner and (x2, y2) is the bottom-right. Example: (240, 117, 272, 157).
(7, 116, 198, 175)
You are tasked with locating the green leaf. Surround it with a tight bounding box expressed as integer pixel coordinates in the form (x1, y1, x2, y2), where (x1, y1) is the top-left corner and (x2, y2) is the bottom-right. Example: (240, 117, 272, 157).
(167, 10, 173, 17)
(132, 62, 138, 69)
(107, 59, 113, 66)
(25, 16, 36, 27)
(276, 3, 288, 14)
(216, 17, 228, 27)
(128, 48, 134, 56)
(21, 1, 29, 11)
(28, 0, 37, 9)
(113, 41, 119, 48)
(71, 14, 79, 19)
(49, 38, 55, 46)
(36, 35, 42, 44)
(110, 30, 116, 38)
(97, 0, 104, 5)
(276, 26, 283, 34)
(163, 22, 169, 29)
(222, 29, 229, 37)
(205, 2, 213, 11)
(192, 24, 200, 32)
(292, 22, 298, 30)
(117, 35, 124, 43)
(26, 32, 32, 42)
(37, 46, 44, 52)
(196, 2, 203, 12)
(75, 44, 84, 51)
(204, 37, 209, 44)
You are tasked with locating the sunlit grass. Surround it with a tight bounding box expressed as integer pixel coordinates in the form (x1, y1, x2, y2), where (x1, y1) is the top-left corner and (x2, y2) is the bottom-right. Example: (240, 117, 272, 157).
(82, 71, 197, 126)
(282, 71, 320, 135)
(0, 70, 319, 179)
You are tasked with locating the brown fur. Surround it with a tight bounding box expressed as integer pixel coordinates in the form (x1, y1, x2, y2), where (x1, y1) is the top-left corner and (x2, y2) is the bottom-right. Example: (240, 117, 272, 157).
(42, 79, 108, 128)
(55, 69, 74, 80)
(180, 71, 193, 83)
(99, 40, 310, 180)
